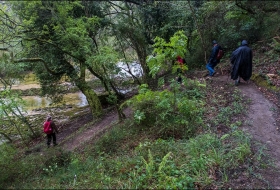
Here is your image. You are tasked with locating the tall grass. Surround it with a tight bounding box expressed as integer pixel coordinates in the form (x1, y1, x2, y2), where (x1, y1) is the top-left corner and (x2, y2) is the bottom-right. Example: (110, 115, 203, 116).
(5, 131, 252, 189)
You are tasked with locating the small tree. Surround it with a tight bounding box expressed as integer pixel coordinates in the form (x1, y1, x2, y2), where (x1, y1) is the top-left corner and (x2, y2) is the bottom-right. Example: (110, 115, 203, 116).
(0, 49, 36, 144)
(146, 30, 188, 79)
(0, 90, 36, 144)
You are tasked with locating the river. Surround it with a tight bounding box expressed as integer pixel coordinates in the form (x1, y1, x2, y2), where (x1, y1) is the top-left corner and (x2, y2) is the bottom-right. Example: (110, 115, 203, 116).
(22, 92, 88, 115)
(8, 61, 142, 115)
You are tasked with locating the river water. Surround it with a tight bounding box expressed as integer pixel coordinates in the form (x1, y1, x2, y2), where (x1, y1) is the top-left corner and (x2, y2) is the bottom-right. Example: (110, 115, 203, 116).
(22, 92, 88, 114)
(9, 62, 142, 115)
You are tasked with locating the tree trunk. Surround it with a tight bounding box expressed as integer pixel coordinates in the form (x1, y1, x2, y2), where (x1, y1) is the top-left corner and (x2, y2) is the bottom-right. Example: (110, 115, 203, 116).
(75, 79, 103, 118)
(86, 66, 125, 100)
(133, 42, 158, 89)
(3, 110, 27, 146)
(13, 106, 36, 136)
(116, 104, 126, 122)
(63, 60, 103, 118)
(188, 0, 207, 64)
(0, 130, 13, 143)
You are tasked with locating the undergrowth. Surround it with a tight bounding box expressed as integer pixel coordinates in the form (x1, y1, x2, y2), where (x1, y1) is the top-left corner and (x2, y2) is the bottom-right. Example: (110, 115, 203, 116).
(0, 76, 271, 189)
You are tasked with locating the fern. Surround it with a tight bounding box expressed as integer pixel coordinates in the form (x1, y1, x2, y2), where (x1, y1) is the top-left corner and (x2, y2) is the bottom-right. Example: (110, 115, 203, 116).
(141, 150, 172, 177)
(141, 149, 155, 177)
(158, 152, 172, 173)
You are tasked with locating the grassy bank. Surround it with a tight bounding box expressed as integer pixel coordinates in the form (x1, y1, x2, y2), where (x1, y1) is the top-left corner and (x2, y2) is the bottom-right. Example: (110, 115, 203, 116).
(0, 76, 272, 189)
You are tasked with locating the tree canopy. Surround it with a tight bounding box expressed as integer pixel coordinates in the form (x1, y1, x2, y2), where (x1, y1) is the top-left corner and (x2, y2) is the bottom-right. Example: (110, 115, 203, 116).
(0, 0, 280, 118)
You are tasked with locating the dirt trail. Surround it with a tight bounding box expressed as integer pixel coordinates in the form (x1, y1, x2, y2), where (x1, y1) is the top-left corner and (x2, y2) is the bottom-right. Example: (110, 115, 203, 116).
(215, 75, 280, 188)
(54, 74, 280, 187)
(60, 107, 132, 151)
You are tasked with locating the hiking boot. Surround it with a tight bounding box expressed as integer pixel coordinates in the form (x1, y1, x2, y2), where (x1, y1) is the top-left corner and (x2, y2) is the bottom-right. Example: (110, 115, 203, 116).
(235, 79, 240, 86)
(212, 72, 216, 77)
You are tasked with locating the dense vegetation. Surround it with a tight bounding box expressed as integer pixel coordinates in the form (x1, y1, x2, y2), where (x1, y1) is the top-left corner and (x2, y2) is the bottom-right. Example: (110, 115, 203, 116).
(1, 0, 280, 188)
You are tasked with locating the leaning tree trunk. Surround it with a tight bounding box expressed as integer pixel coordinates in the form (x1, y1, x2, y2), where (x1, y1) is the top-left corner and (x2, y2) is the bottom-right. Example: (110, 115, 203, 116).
(64, 60, 103, 118)
(0, 130, 13, 143)
(133, 41, 158, 89)
(75, 78, 103, 118)
(12, 106, 36, 136)
(3, 110, 23, 139)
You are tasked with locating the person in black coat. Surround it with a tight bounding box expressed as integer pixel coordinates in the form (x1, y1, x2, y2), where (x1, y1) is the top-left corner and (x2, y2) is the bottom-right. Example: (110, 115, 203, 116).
(206, 40, 221, 76)
(230, 40, 253, 86)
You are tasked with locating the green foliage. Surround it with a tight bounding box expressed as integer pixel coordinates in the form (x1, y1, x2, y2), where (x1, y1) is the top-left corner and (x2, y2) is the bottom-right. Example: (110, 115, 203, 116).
(0, 89, 38, 142)
(0, 80, 259, 189)
(271, 38, 280, 53)
(86, 45, 122, 94)
(0, 146, 72, 188)
(0, 1, 277, 188)
(93, 119, 136, 154)
(2, 1, 105, 116)
(4, 130, 251, 189)
(214, 89, 246, 126)
(121, 132, 252, 189)
(0, 53, 25, 89)
(147, 30, 188, 78)
(126, 81, 204, 139)
(139, 1, 189, 42)
(0, 144, 18, 184)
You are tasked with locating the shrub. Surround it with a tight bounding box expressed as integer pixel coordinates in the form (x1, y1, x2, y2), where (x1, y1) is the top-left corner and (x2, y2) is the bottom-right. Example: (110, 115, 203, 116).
(0, 144, 18, 185)
(127, 83, 204, 139)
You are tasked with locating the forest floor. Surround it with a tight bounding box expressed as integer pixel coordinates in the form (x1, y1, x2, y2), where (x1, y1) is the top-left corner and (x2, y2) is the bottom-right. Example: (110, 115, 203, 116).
(59, 107, 133, 151)
(30, 69, 280, 188)
(208, 73, 280, 188)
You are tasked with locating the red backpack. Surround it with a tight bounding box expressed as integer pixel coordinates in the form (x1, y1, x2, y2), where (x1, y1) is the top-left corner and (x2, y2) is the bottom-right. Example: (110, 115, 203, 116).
(43, 121, 53, 134)
(216, 47, 224, 60)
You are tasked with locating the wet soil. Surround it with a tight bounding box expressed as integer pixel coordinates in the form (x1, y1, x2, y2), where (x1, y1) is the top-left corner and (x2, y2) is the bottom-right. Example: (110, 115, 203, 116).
(209, 74, 280, 189)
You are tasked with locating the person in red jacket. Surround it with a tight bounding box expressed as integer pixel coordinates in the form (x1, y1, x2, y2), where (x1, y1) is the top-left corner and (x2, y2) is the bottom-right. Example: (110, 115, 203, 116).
(176, 56, 186, 83)
(44, 116, 59, 148)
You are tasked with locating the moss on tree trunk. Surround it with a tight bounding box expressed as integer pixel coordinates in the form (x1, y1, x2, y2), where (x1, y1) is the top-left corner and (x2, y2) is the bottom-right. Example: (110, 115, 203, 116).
(76, 79, 103, 118)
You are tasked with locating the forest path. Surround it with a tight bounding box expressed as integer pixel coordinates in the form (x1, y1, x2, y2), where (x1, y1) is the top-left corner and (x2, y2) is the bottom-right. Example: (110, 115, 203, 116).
(59, 107, 132, 151)
(214, 74, 280, 188)
(55, 73, 280, 187)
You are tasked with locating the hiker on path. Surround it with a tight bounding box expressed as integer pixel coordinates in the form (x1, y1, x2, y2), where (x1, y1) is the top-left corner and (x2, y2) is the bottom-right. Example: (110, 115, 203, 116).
(206, 40, 221, 77)
(43, 116, 59, 148)
(176, 55, 185, 83)
(230, 40, 253, 86)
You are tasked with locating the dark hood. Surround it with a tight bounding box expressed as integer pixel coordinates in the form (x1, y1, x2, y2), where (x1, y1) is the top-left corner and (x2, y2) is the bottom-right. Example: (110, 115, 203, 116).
(230, 40, 252, 81)
(241, 40, 248, 46)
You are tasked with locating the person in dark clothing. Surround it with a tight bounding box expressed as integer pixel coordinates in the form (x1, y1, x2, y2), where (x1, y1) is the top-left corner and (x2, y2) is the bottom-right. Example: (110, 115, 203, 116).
(44, 116, 59, 148)
(206, 40, 221, 76)
(230, 40, 253, 86)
